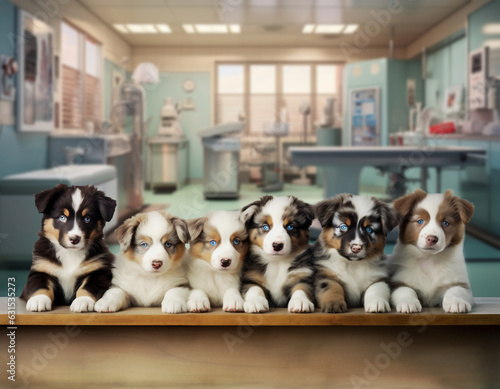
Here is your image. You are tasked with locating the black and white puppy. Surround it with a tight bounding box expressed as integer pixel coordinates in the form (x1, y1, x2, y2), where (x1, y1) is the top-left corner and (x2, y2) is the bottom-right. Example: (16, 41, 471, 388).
(240, 195, 315, 313)
(389, 189, 474, 313)
(95, 211, 191, 313)
(313, 194, 399, 313)
(21, 184, 116, 312)
(186, 211, 249, 312)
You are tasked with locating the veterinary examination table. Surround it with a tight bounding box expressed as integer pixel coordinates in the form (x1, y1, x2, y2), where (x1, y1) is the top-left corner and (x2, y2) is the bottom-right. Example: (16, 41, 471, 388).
(2, 297, 499, 388)
(289, 146, 486, 198)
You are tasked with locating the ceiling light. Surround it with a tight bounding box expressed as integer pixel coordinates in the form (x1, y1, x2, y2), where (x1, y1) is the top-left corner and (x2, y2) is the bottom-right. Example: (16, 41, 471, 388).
(156, 24, 171, 33)
(302, 24, 315, 34)
(483, 24, 500, 35)
(343, 24, 358, 34)
(113, 24, 128, 34)
(126, 24, 157, 33)
(315, 24, 344, 34)
(195, 24, 228, 33)
(483, 39, 500, 49)
(229, 24, 241, 33)
(183, 24, 195, 34)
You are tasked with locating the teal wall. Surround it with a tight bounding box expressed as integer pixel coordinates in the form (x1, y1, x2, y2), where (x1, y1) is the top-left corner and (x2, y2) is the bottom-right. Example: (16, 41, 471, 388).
(425, 36, 467, 110)
(144, 72, 211, 180)
(0, 0, 48, 180)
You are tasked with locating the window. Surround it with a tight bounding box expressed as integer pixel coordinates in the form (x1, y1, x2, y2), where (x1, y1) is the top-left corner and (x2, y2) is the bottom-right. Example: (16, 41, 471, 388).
(61, 21, 102, 130)
(215, 62, 343, 136)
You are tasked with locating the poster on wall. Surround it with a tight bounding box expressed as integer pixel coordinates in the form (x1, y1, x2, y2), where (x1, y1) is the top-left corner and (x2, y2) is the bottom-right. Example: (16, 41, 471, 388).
(17, 10, 54, 132)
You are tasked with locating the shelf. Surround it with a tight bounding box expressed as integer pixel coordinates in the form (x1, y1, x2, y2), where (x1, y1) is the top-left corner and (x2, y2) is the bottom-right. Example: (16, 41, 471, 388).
(2, 297, 499, 327)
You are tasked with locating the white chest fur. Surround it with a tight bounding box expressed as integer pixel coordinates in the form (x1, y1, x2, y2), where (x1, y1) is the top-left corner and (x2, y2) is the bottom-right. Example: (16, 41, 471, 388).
(112, 256, 187, 307)
(188, 259, 240, 306)
(390, 243, 470, 305)
(50, 242, 88, 301)
(321, 249, 387, 306)
(264, 257, 294, 306)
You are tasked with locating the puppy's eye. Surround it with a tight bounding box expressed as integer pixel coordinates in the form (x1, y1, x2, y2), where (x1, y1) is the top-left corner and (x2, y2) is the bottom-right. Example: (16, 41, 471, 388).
(140, 242, 148, 249)
(233, 238, 240, 245)
(286, 224, 294, 231)
(59, 215, 67, 223)
(339, 223, 348, 232)
(165, 242, 172, 248)
(210, 240, 217, 246)
(262, 224, 270, 232)
(366, 226, 373, 234)
(417, 219, 424, 225)
(442, 220, 449, 227)
(83, 216, 91, 224)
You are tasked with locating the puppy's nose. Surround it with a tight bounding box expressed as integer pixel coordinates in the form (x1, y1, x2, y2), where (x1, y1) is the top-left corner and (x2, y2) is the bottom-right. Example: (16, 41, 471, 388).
(272, 242, 284, 252)
(152, 260, 163, 270)
(351, 244, 363, 254)
(221, 259, 231, 268)
(426, 235, 439, 246)
(69, 235, 81, 245)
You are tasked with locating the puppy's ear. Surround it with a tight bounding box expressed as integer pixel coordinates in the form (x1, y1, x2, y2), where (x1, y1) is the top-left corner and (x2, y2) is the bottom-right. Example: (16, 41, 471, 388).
(171, 216, 190, 244)
(290, 196, 314, 228)
(314, 194, 350, 227)
(240, 195, 274, 225)
(454, 197, 474, 224)
(393, 189, 427, 217)
(187, 217, 207, 242)
(375, 199, 401, 235)
(94, 189, 117, 222)
(115, 213, 145, 251)
(34, 184, 68, 214)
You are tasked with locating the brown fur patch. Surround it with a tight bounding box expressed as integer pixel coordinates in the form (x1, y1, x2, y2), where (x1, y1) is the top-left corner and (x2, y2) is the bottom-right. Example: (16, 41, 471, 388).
(363, 218, 369, 228)
(63, 209, 70, 217)
(231, 232, 249, 260)
(320, 227, 341, 250)
(89, 221, 103, 241)
(249, 228, 265, 249)
(171, 244, 186, 263)
(242, 269, 267, 293)
(364, 235, 387, 259)
(43, 219, 60, 241)
(31, 259, 61, 275)
(436, 196, 464, 247)
(393, 189, 428, 217)
(345, 218, 351, 227)
(190, 241, 213, 263)
(115, 213, 149, 251)
(315, 268, 346, 313)
(75, 278, 96, 301)
(401, 208, 430, 245)
(31, 286, 55, 302)
(292, 229, 310, 252)
(82, 208, 89, 217)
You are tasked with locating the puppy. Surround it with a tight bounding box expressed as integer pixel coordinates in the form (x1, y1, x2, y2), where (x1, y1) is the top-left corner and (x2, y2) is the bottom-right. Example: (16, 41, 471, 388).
(389, 189, 474, 313)
(21, 184, 116, 312)
(95, 211, 190, 313)
(313, 194, 400, 313)
(186, 211, 249, 312)
(240, 195, 315, 313)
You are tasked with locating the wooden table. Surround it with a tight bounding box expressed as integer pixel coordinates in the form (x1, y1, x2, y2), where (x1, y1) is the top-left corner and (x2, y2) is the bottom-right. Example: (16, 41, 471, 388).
(2, 297, 499, 388)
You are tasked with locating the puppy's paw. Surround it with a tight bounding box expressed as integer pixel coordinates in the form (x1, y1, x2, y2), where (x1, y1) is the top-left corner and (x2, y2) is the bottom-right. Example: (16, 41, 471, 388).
(70, 296, 95, 313)
(244, 297, 269, 313)
(443, 297, 472, 313)
(223, 296, 244, 312)
(95, 298, 120, 313)
(162, 298, 187, 314)
(365, 298, 390, 313)
(396, 298, 422, 313)
(321, 300, 347, 313)
(288, 297, 315, 313)
(187, 297, 211, 313)
(26, 295, 52, 312)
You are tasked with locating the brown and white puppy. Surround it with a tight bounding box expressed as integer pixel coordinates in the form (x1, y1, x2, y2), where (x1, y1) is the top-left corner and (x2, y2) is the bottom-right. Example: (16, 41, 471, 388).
(186, 211, 249, 312)
(21, 184, 116, 312)
(313, 194, 400, 313)
(95, 211, 190, 313)
(240, 195, 315, 313)
(389, 189, 474, 313)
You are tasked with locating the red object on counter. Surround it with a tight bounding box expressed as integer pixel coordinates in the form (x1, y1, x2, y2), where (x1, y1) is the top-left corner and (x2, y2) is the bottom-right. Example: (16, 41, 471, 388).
(430, 121, 455, 134)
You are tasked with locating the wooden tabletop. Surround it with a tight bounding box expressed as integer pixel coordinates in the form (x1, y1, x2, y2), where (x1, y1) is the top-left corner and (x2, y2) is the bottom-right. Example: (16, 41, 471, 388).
(1, 297, 499, 326)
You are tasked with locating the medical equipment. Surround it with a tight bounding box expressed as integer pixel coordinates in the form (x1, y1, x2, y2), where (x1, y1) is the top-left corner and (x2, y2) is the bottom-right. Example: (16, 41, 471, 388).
(159, 97, 183, 136)
(198, 122, 244, 199)
(317, 97, 335, 128)
(146, 97, 188, 192)
(293, 101, 312, 185)
(349, 87, 380, 146)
